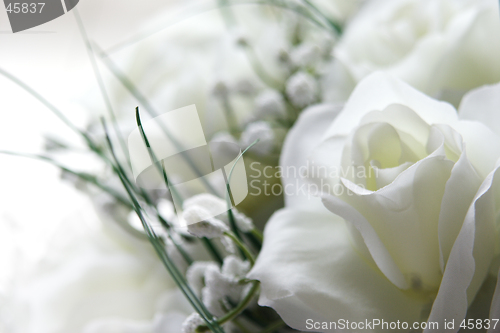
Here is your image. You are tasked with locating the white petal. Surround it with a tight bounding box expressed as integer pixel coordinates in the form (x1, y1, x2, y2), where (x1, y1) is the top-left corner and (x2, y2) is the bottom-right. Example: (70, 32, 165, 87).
(438, 151, 482, 271)
(248, 208, 427, 332)
(279, 103, 342, 209)
(426, 167, 500, 332)
(489, 269, 500, 332)
(322, 195, 408, 290)
(324, 72, 458, 138)
(328, 153, 454, 290)
(459, 81, 500, 138)
(432, 0, 500, 93)
(452, 120, 500, 178)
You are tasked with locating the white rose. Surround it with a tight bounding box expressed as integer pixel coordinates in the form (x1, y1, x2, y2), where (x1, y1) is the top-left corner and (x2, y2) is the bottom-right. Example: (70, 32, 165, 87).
(248, 72, 500, 332)
(326, 0, 500, 105)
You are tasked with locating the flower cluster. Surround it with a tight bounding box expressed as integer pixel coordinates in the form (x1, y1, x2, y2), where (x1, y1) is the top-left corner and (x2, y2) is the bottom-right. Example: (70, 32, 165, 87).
(6, 0, 500, 332)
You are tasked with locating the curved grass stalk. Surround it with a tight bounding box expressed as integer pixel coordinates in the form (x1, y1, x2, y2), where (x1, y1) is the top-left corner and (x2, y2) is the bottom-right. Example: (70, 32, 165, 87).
(94, 44, 219, 195)
(135, 109, 225, 264)
(196, 280, 260, 332)
(0, 150, 150, 240)
(73, 8, 129, 160)
(102, 0, 336, 56)
(102, 118, 226, 333)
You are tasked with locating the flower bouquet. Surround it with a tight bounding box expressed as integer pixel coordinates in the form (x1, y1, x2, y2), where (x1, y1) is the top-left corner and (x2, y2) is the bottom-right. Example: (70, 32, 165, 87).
(2, 0, 500, 332)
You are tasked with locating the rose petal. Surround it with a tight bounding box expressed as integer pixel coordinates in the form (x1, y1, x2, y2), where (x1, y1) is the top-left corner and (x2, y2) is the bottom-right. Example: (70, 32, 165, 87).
(426, 167, 500, 332)
(452, 121, 500, 178)
(323, 72, 458, 138)
(438, 151, 482, 271)
(459, 81, 500, 138)
(489, 268, 500, 332)
(324, 152, 454, 290)
(431, 0, 500, 93)
(280, 103, 342, 209)
(248, 208, 427, 332)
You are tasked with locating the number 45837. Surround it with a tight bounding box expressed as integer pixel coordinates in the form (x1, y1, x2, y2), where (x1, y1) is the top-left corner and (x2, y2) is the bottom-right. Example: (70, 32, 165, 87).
(6, 3, 45, 14)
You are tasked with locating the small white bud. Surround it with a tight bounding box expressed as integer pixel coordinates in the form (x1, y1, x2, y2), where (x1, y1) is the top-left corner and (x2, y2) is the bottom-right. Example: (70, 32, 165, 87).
(209, 132, 240, 159)
(290, 43, 321, 69)
(204, 265, 238, 298)
(210, 131, 239, 146)
(183, 194, 228, 217)
(184, 194, 253, 232)
(254, 89, 286, 118)
(232, 79, 256, 96)
(232, 28, 250, 47)
(286, 71, 318, 108)
(186, 218, 228, 239)
(230, 210, 254, 233)
(182, 313, 204, 333)
(240, 121, 275, 155)
(157, 199, 176, 222)
(222, 255, 251, 278)
(221, 234, 237, 254)
(186, 261, 219, 297)
(202, 286, 226, 317)
(201, 265, 241, 315)
(211, 80, 229, 99)
(277, 48, 292, 66)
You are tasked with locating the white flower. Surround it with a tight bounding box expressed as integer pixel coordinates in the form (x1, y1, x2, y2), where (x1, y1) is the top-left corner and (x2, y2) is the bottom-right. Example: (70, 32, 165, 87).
(210, 131, 238, 147)
(184, 194, 254, 232)
(181, 313, 204, 333)
(211, 80, 230, 99)
(186, 261, 219, 297)
(254, 89, 286, 118)
(290, 42, 322, 69)
(157, 199, 177, 223)
(240, 121, 276, 155)
(248, 73, 500, 331)
(222, 255, 251, 277)
(184, 211, 228, 239)
(190, 256, 251, 317)
(202, 265, 238, 316)
(232, 79, 256, 96)
(329, 0, 500, 104)
(285, 72, 318, 108)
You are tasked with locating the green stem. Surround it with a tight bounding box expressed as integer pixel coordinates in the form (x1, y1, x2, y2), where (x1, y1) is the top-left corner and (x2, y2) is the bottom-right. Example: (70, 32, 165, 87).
(224, 231, 255, 266)
(196, 280, 260, 333)
(260, 319, 286, 333)
(301, 0, 342, 35)
(0, 150, 150, 241)
(250, 228, 264, 243)
(73, 8, 129, 160)
(232, 319, 253, 333)
(243, 46, 284, 91)
(102, 118, 225, 333)
(221, 97, 240, 137)
(201, 237, 224, 265)
(94, 44, 219, 195)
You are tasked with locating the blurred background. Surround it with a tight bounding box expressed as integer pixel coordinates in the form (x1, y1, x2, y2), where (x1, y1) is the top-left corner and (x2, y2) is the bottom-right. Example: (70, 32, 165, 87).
(0, 0, 182, 278)
(0, 0, 354, 331)
(0, 0, 206, 315)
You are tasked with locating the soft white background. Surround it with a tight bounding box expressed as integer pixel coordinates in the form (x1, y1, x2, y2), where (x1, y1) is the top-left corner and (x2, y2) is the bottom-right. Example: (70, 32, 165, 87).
(0, 0, 201, 292)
